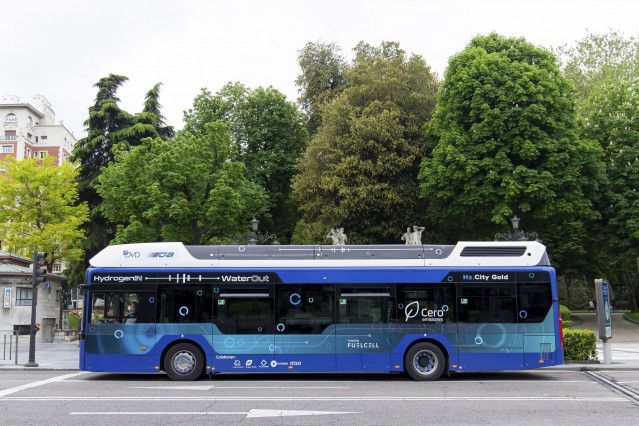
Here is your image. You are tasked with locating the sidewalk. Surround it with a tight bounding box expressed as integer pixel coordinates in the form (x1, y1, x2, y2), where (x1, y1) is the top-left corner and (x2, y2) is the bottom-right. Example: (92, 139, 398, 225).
(0, 340, 79, 371)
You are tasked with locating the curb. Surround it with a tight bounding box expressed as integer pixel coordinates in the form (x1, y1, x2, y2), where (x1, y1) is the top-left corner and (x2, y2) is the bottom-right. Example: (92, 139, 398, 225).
(0, 367, 79, 371)
(624, 314, 639, 325)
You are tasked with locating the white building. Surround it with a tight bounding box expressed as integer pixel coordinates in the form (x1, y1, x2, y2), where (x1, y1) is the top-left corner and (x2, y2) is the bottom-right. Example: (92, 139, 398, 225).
(0, 94, 76, 165)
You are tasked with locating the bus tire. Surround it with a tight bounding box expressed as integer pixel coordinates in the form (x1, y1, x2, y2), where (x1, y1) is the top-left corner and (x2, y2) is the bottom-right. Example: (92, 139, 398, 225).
(405, 342, 445, 381)
(164, 343, 204, 381)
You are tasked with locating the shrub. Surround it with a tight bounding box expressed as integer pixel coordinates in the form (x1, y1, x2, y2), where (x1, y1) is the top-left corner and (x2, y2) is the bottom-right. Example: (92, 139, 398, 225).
(562, 320, 574, 329)
(68, 313, 80, 330)
(559, 304, 572, 319)
(563, 329, 597, 361)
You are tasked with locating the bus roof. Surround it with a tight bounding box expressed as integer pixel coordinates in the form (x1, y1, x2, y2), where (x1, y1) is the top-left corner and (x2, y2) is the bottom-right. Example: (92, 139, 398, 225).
(89, 241, 551, 269)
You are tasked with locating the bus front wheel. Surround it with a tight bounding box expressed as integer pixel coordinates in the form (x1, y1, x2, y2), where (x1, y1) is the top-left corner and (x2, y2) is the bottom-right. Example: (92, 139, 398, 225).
(164, 343, 204, 381)
(405, 342, 445, 381)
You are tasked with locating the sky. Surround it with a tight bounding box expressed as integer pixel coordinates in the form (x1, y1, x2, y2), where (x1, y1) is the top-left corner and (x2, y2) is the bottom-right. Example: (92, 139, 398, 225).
(2, 0, 638, 138)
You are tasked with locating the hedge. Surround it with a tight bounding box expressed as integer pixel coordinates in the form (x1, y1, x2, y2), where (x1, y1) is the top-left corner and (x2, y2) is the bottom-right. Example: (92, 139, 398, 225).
(563, 329, 597, 361)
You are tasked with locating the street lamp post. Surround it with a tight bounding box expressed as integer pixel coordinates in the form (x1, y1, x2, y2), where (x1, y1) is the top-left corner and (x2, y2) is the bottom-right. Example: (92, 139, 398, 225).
(495, 215, 538, 241)
(233, 218, 280, 245)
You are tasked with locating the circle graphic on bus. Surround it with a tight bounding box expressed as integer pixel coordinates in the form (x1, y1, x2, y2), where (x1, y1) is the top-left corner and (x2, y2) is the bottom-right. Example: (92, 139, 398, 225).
(529, 273, 535, 279)
(519, 310, 528, 319)
(474, 336, 483, 345)
(476, 323, 508, 348)
(436, 248, 443, 255)
(114, 330, 124, 339)
(179, 306, 189, 316)
(447, 276, 454, 282)
(277, 323, 286, 332)
(308, 297, 314, 304)
(224, 337, 235, 348)
(214, 287, 219, 293)
(149, 297, 155, 303)
(290, 293, 301, 305)
(398, 303, 404, 309)
(269, 344, 276, 352)
(197, 290, 203, 296)
(238, 246, 246, 252)
(442, 305, 449, 312)
(258, 327, 263, 332)
(89, 326, 95, 333)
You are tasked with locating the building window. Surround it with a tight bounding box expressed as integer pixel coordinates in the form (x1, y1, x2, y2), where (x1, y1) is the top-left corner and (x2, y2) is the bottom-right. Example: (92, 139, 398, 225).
(2, 145, 14, 154)
(16, 287, 33, 306)
(38, 151, 47, 159)
(53, 263, 62, 273)
(26, 148, 31, 157)
(4, 131, 16, 141)
(5, 113, 17, 123)
(27, 116, 33, 126)
(27, 133, 32, 141)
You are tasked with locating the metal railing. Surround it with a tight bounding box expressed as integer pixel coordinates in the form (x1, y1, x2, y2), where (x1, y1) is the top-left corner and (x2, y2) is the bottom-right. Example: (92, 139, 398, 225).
(2, 334, 20, 364)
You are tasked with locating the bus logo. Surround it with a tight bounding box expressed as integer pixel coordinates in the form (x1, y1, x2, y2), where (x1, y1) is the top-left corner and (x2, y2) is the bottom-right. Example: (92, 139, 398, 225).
(404, 301, 449, 322)
(122, 250, 140, 258)
(150, 252, 174, 258)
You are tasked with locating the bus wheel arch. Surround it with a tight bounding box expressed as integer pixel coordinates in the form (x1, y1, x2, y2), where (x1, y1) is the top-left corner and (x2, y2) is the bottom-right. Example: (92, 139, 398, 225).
(404, 340, 448, 381)
(162, 341, 205, 381)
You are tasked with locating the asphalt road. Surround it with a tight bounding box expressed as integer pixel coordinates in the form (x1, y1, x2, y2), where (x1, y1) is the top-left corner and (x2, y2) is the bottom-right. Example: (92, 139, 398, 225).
(1, 370, 637, 425)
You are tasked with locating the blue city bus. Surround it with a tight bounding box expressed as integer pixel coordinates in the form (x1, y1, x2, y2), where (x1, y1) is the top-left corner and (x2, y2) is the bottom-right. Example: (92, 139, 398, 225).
(79, 241, 564, 381)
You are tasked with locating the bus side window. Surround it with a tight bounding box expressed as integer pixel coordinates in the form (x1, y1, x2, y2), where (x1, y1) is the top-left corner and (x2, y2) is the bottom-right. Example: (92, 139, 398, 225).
(457, 284, 516, 323)
(91, 293, 105, 324)
(517, 282, 552, 323)
(338, 287, 395, 324)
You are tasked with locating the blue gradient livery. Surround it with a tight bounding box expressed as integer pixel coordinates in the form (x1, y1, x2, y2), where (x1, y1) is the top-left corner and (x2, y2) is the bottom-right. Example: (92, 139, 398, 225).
(80, 241, 563, 380)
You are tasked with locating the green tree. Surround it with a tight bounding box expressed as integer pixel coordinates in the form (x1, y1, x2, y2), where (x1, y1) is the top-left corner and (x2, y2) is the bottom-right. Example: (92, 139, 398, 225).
(419, 33, 602, 249)
(556, 31, 639, 104)
(69, 74, 132, 285)
(69, 75, 173, 285)
(292, 41, 439, 243)
(582, 81, 639, 311)
(122, 82, 176, 147)
(183, 83, 308, 240)
(296, 41, 349, 135)
(97, 121, 268, 244)
(0, 156, 89, 272)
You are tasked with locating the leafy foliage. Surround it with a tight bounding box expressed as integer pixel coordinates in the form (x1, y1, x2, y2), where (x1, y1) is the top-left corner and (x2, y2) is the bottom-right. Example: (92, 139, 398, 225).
(292, 41, 438, 243)
(183, 83, 308, 239)
(563, 329, 597, 361)
(0, 156, 88, 273)
(97, 122, 268, 244)
(419, 34, 602, 248)
(296, 41, 349, 135)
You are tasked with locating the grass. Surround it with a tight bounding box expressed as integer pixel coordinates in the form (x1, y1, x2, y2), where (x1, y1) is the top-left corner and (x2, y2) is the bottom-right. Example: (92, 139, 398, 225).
(626, 312, 639, 322)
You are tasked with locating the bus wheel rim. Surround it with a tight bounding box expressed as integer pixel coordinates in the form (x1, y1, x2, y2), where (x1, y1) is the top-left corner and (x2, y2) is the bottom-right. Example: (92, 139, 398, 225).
(173, 351, 196, 374)
(413, 350, 437, 375)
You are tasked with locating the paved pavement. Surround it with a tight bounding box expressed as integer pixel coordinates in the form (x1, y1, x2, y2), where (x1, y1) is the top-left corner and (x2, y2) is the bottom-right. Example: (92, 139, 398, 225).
(1, 313, 637, 372)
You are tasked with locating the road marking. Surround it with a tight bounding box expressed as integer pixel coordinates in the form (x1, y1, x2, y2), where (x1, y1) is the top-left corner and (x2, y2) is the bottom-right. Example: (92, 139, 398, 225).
(127, 386, 350, 390)
(4, 396, 630, 402)
(70, 409, 360, 418)
(0, 372, 89, 397)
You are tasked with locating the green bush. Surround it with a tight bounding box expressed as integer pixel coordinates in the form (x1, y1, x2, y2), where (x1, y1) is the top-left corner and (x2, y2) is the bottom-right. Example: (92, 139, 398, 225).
(563, 329, 597, 361)
(68, 313, 80, 330)
(562, 320, 574, 329)
(559, 304, 572, 319)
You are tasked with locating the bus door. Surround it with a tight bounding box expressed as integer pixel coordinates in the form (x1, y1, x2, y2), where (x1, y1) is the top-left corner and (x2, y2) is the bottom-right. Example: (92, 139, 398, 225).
(212, 285, 274, 373)
(336, 286, 396, 372)
(274, 284, 336, 372)
(84, 289, 157, 372)
(516, 281, 556, 367)
(456, 283, 523, 370)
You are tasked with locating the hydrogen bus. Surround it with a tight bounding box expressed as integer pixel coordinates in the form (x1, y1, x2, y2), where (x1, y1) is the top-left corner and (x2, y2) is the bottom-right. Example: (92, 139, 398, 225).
(79, 241, 563, 381)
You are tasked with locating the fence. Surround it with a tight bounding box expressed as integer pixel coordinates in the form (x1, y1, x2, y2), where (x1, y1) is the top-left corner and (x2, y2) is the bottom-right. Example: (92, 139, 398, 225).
(2, 334, 21, 364)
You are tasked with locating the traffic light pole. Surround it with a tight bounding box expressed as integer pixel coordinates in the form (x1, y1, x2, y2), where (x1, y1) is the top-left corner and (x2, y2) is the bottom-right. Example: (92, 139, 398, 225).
(24, 283, 39, 367)
(25, 251, 46, 368)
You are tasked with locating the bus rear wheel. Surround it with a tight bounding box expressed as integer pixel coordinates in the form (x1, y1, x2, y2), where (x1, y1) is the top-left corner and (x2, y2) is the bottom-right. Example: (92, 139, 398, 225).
(164, 343, 204, 381)
(405, 342, 445, 381)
